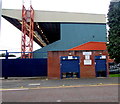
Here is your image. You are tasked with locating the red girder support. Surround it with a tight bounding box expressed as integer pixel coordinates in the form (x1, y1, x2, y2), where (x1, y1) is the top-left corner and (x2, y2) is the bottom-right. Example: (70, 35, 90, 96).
(21, 5, 34, 58)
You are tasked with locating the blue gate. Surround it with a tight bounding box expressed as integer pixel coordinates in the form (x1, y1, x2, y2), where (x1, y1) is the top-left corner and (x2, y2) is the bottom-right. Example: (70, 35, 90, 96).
(95, 56, 107, 77)
(2, 59, 47, 77)
(60, 56, 80, 78)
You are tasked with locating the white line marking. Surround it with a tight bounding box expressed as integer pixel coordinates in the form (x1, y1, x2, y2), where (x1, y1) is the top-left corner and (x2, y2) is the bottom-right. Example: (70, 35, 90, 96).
(1, 88, 29, 91)
(28, 83, 41, 86)
(56, 100, 62, 102)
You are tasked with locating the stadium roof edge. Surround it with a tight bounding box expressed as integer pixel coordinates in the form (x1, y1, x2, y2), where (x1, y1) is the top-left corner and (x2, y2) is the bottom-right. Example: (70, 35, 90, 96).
(2, 9, 106, 23)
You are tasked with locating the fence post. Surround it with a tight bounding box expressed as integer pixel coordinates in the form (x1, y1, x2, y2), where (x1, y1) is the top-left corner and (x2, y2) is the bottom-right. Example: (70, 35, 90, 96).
(5, 50, 9, 59)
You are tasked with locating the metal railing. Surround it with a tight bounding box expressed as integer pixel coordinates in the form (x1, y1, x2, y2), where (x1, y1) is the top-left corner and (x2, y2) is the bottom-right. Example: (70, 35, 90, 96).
(0, 50, 47, 59)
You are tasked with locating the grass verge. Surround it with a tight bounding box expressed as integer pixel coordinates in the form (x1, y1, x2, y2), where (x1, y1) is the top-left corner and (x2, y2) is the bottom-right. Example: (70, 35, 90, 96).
(109, 74, 120, 77)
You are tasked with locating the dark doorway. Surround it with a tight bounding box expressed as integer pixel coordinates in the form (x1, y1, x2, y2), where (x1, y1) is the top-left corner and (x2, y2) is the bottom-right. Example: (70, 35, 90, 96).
(95, 58, 107, 77)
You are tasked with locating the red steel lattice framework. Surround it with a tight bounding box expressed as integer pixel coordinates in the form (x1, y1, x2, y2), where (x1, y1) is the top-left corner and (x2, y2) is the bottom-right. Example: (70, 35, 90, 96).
(21, 4, 34, 58)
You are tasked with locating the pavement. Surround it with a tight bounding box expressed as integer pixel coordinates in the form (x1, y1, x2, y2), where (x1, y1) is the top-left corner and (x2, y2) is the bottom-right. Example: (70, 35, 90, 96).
(0, 77, 119, 90)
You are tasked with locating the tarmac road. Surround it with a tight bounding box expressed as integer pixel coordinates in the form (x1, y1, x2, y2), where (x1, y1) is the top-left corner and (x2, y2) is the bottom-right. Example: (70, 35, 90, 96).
(0, 77, 119, 102)
(2, 84, 119, 102)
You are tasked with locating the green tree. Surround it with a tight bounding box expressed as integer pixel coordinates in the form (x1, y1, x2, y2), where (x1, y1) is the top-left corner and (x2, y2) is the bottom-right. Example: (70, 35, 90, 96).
(107, 0, 120, 63)
(0, 53, 16, 57)
(0, 53, 6, 57)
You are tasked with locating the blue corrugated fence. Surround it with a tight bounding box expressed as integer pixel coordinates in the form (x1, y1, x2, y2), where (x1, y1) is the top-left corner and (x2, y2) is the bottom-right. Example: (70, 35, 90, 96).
(1, 59, 47, 77)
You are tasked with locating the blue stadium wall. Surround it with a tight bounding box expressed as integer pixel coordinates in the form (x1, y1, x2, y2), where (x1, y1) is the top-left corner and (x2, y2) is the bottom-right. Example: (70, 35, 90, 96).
(33, 23, 106, 58)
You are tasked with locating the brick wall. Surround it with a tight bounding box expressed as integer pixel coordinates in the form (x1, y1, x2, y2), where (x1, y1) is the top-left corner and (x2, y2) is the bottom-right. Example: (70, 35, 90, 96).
(48, 50, 108, 79)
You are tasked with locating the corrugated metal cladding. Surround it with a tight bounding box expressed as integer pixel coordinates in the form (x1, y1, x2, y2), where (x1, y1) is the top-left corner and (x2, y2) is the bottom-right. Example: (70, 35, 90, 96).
(48, 50, 109, 79)
(33, 23, 106, 58)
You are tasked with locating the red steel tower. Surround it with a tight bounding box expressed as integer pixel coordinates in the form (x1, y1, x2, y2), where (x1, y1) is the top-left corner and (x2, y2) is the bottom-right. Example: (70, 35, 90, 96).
(21, 1, 34, 58)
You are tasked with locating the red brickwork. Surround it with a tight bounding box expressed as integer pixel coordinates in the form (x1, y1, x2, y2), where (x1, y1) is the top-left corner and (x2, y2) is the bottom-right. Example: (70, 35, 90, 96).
(48, 50, 108, 79)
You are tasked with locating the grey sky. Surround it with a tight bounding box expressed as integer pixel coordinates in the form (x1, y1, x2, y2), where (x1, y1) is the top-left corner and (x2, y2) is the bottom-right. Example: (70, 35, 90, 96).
(111, 0, 120, 2)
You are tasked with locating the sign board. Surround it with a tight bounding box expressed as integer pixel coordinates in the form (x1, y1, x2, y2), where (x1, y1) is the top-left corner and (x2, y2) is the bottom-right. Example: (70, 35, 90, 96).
(84, 60, 92, 65)
(85, 55, 90, 60)
(101, 55, 106, 59)
(83, 52, 92, 55)
(68, 56, 73, 59)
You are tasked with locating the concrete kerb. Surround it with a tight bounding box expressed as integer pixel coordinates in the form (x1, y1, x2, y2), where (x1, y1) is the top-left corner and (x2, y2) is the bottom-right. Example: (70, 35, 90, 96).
(1, 76, 117, 80)
(1, 76, 47, 80)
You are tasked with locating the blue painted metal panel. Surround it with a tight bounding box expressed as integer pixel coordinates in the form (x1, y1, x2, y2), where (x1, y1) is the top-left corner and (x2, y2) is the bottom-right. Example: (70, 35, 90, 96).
(61, 60, 79, 72)
(95, 56, 101, 59)
(60, 56, 80, 78)
(95, 59, 107, 77)
(95, 59, 106, 71)
(2, 59, 47, 77)
(95, 56, 107, 59)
